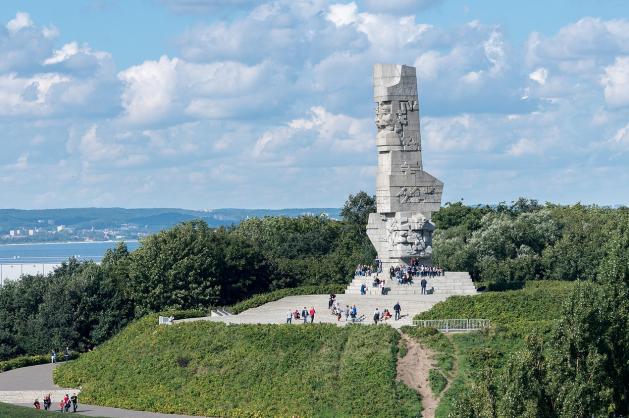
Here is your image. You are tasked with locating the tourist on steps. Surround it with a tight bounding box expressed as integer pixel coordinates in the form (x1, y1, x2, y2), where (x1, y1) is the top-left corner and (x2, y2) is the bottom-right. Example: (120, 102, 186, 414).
(421, 278, 428, 295)
(33, 399, 40, 409)
(394, 302, 401, 320)
(373, 308, 380, 325)
(309, 307, 316, 323)
(286, 310, 292, 324)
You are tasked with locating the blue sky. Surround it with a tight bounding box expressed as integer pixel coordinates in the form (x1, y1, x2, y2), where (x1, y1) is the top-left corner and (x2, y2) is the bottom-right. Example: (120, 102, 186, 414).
(0, 0, 628, 209)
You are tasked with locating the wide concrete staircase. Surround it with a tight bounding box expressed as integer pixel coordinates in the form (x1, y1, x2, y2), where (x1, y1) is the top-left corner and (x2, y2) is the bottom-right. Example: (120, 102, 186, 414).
(176, 271, 478, 329)
(345, 271, 477, 296)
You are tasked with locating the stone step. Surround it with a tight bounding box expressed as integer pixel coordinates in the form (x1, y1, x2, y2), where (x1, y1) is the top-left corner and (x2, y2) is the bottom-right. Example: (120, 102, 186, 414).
(346, 283, 477, 290)
(346, 270, 476, 297)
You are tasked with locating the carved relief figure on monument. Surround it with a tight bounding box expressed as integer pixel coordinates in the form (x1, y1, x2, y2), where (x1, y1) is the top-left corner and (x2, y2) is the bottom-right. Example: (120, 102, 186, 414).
(375, 101, 394, 131)
(367, 64, 444, 267)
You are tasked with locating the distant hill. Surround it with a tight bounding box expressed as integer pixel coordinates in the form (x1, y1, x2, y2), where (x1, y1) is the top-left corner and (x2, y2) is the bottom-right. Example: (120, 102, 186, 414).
(0, 207, 342, 242)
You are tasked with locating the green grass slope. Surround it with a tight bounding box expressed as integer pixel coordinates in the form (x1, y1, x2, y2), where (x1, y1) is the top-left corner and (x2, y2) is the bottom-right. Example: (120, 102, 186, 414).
(415, 281, 575, 326)
(54, 316, 419, 418)
(411, 281, 577, 418)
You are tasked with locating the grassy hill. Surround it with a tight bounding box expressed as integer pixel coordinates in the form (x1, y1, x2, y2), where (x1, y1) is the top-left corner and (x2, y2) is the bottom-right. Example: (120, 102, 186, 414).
(415, 281, 575, 327)
(54, 316, 420, 418)
(411, 281, 578, 417)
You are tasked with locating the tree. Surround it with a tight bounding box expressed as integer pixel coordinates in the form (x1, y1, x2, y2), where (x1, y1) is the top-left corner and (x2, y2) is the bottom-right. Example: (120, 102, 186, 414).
(341, 191, 376, 225)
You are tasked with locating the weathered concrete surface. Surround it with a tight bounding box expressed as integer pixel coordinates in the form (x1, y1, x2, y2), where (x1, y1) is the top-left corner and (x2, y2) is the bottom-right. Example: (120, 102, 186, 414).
(368, 63, 444, 269)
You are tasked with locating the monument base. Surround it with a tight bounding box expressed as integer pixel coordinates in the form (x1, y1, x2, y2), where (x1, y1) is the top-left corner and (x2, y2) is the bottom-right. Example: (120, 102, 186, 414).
(367, 212, 435, 269)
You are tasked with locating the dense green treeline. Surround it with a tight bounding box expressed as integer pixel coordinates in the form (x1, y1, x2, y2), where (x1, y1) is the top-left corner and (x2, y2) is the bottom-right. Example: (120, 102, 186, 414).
(419, 224, 629, 418)
(0, 212, 374, 360)
(433, 198, 629, 282)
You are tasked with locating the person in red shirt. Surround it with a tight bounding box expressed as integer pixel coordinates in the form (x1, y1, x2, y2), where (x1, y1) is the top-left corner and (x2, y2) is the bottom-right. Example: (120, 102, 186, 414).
(309, 307, 315, 323)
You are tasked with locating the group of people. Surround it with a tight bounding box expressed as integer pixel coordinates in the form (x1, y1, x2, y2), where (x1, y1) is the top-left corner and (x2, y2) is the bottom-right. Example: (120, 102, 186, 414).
(389, 263, 443, 288)
(286, 306, 317, 324)
(281, 294, 404, 324)
(372, 302, 402, 324)
(50, 347, 71, 363)
(354, 264, 377, 277)
(328, 294, 365, 322)
(34, 393, 78, 413)
(359, 277, 387, 295)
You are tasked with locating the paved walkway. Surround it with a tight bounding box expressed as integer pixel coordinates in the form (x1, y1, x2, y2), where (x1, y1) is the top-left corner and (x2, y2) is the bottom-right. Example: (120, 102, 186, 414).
(0, 364, 207, 418)
(178, 293, 450, 328)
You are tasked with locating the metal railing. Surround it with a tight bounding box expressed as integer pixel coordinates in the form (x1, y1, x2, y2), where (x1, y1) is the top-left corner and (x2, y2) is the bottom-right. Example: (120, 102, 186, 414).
(412, 318, 490, 332)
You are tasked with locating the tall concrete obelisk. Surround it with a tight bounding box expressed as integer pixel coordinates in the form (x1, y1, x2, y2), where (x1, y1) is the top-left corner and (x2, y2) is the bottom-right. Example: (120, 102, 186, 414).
(367, 64, 443, 269)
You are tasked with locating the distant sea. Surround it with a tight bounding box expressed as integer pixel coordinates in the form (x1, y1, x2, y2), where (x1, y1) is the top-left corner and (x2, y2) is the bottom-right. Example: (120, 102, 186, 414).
(0, 241, 141, 264)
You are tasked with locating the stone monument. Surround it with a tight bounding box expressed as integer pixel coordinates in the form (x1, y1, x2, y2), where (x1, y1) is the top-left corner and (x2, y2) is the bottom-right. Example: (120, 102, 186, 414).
(367, 64, 443, 270)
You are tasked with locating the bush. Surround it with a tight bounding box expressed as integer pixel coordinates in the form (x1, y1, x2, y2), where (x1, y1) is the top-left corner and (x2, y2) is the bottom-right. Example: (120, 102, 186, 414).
(0, 354, 49, 372)
(0, 353, 78, 373)
(429, 369, 448, 395)
(228, 284, 347, 314)
(159, 309, 208, 320)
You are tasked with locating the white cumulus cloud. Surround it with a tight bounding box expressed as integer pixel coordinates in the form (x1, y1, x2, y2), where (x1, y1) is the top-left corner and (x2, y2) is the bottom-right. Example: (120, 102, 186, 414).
(6, 12, 33, 33)
(601, 56, 629, 108)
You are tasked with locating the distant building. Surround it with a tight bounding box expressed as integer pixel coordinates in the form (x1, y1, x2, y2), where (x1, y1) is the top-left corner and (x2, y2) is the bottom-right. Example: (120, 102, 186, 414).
(56, 225, 65, 232)
(9, 230, 15, 237)
(28, 229, 34, 236)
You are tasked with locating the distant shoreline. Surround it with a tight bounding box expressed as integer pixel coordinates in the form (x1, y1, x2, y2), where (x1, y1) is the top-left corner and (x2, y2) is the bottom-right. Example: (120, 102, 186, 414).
(0, 240, 140, 247)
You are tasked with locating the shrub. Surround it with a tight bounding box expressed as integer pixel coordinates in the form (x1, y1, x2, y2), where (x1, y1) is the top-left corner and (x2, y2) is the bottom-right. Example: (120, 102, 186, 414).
(0, 353, 78, 373)
(0, 354, 49, 372)
(429, 369, 448, 395)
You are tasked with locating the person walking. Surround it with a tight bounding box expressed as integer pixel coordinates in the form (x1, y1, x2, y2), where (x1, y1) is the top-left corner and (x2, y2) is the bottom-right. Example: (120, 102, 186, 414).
(43, 394, 51, 411)
(63, 394, 71, 412)
(301, 307, 308, 324)
(51, 350, 56, 364)
(309, 307, 316, 323)
(394, 302, 401, 321)
(71, 393, 78, 413)
(373, 308, 380, 325)
(420, 278, 428, 295)
(286, 310, 292, 324)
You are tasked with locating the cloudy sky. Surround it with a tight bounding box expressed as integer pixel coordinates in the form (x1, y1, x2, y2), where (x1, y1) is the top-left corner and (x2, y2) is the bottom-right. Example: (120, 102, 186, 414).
(0, 0, 628, 209)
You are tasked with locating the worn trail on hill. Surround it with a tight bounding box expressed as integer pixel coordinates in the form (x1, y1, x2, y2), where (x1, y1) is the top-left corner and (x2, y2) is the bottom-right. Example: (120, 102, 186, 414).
(397, 333, 438, 418)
